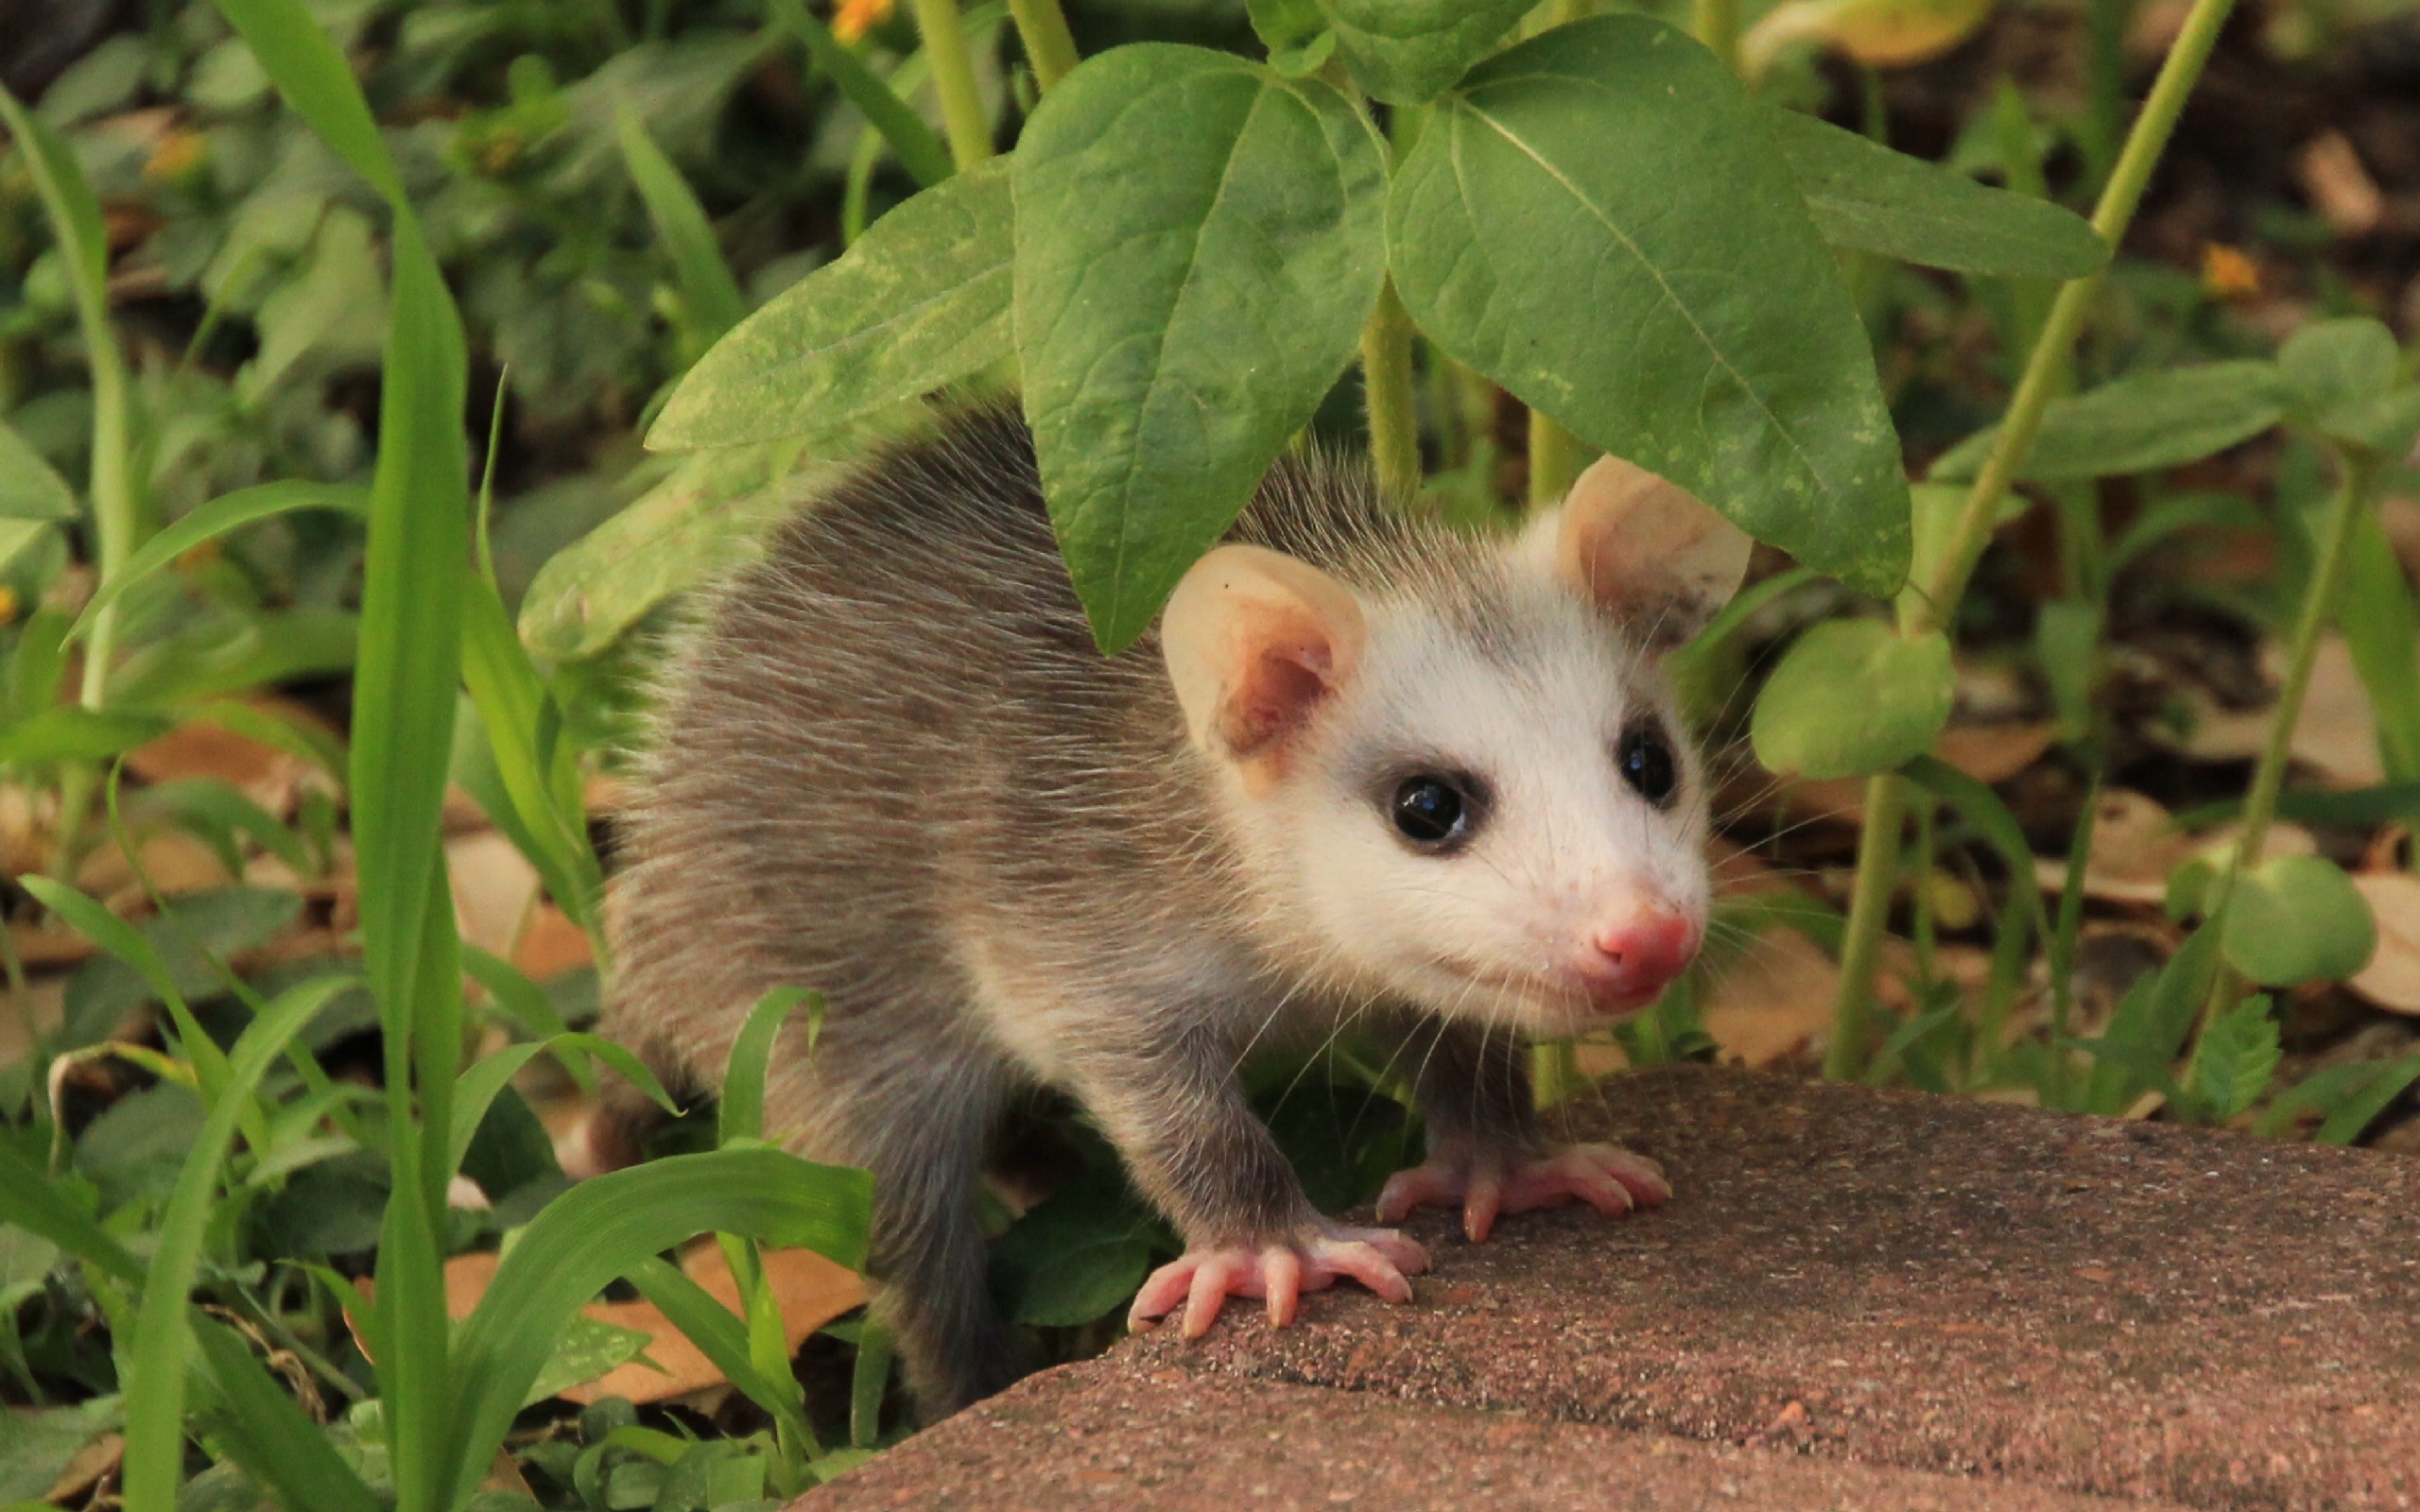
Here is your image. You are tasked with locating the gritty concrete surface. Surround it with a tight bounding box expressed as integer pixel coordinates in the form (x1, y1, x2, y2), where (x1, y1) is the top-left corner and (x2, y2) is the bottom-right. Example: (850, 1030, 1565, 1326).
(803, 1067, 2420, 1511)
(810, 1360, 2191, 1512)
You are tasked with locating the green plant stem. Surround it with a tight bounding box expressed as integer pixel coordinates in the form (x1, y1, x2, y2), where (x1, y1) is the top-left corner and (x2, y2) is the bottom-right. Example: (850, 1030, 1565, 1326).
(1527, 412, 1581, 506)
(2198, 451, 2379, 1015)
(1361, 280, 1422, 504)
(1007, 0, 1079, 89)
(1824, 775, 1906, 1079)
(908, 0, 994, 171)
(1694, 0, 1742, 75)
(1824, 0, 2240, 1076)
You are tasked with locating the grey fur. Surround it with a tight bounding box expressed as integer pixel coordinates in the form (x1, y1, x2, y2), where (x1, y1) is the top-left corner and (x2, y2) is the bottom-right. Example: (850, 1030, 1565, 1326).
(605, 408, 1633, 1420)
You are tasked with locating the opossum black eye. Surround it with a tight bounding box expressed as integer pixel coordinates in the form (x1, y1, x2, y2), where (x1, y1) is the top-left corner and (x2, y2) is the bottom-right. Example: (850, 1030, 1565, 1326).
(1392, 775, 1473, 849)
(1617, 725, 1679, 807)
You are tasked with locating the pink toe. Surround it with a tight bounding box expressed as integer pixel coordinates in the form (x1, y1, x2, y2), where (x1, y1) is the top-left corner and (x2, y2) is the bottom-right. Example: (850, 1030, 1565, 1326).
(1263, 1246, 1304, 1328)
(1130, 1258, 1196, 1328)
(1184, 1256, 1236, 1339)
(1464, 1172, 1505, 1244)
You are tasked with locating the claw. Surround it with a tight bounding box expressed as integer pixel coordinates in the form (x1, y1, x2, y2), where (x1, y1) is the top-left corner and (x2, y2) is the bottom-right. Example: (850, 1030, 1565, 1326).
(1381, 1141, 1668, 1241)
(1128, 1224, 1430, 1337)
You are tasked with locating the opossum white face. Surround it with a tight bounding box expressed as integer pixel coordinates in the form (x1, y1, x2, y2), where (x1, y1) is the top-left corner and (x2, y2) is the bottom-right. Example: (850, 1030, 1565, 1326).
(1164, 456, 1752, 1038)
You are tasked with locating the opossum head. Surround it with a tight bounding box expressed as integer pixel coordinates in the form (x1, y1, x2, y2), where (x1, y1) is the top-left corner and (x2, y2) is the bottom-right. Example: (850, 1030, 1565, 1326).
(1163, 455, 1751, 1038)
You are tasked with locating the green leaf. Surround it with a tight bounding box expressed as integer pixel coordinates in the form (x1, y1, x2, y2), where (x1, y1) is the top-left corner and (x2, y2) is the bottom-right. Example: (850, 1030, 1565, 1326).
(2031, 598, 2101, 742)
(0, 706, 171, 766)
(614, 101, 746, 359)
(118, 975, 351, 1512)
(527, 1315, 655, 1407)
(2279, 317, 2399, 416)
(0, 420, 78, 522)
(1316, 0, 1531, 104)
(441, 1147, 873, 1512)
(1247, 0, 1337, 75)
(2338, 514, 2420, 785)
(1765, 106, 2107, 279)
(1751, 619, 1953, 779)
(518, 449, 801, 661)
(65, 481, 368, 644)
(2314, 387, 2420, 457)
(1929, 362, 2290, 483)
(2221, 853, 2377, 987)
(2080, 923, 2220, 1117)
(1390, 17, 1909, 595)
(2188, 995, 2279, 1123)
(649, 161, 1012, 451)
(990, 1173, 1156, 1327)
(1015, 45, 1386, 651)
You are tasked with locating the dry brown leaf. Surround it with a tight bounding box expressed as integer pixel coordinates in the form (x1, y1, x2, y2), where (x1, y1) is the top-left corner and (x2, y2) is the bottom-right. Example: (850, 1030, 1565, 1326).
(429, 1242, 866, 1406)
(2296, 131, 2385, 237)
(514, 905, 594, 982)
(449, 831, 542, 958)
(2159, 636, 2381, 788)
(9, 923, 93, 971)
(1747, 721, 2059, 826)
(45, 1430, 123, 1503)
(0, 979, 64, 1066)
(2381, 496, 2420, 582)
(1700, 924, 1841, 1069)
(2348, 872, 2420, 1015)
(2033, 788, 2314, 904)
(75, 829, 233, 902)
(123, 702, 331, 816)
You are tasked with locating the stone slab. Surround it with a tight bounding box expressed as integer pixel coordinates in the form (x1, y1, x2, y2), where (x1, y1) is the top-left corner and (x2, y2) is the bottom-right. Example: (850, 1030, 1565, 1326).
(809, 1359, 2186, 1512)
(1128, 1067, 2420, 1510)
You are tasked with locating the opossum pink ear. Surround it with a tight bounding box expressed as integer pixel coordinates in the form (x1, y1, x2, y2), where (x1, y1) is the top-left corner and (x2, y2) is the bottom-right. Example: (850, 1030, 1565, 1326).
(1163, 544, 1367, 789)
(1530, 455, 1752, 649)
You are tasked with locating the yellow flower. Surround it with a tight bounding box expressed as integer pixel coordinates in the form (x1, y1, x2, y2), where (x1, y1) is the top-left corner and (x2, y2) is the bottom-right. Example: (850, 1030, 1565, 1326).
(2201, 243, 2260, 301)
(833, 0, 895, 42)
(0, 586, 16, 626)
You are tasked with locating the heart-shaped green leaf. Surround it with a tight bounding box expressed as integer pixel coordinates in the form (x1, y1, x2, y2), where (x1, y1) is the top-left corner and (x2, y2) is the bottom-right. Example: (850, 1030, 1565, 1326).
(1015, 44, 1386, 653)
(1390, 17, 1910, 595)
(648, 159, 1014, 451)
(1316, 0, 1533, 104)
(1928, 361, 2290, 483)
(2221, 853, 2377, 987)
(1751, 618, 1953, 779)
(2279, 317, 2399, 417)
(1765, 106, 2107, 279)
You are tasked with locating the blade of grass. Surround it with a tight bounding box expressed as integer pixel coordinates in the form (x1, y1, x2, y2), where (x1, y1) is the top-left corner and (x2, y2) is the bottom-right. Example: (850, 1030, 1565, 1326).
(624, 1256, 818, 1451)
(0, 85, 142, 714)
(0, 1138, 142, 1283)
(64, 482, 369, 645)
(190, 1319, 382, 1512)
(721, 988, 811, 1145)
(119, 974, 352, 1512)
(614, 101, 747, 356)
(441, 1146, 873, 1512)
(765, 0, 954, 188)
(449, 1036, 673, 1173)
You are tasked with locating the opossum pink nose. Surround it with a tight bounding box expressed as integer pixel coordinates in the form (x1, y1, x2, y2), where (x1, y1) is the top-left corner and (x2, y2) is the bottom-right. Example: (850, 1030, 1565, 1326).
(1581, 911, 1698, 1005)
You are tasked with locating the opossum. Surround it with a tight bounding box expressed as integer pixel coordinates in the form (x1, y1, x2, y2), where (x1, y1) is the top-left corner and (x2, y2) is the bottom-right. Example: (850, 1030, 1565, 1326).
(594, 406, 1750, 1420)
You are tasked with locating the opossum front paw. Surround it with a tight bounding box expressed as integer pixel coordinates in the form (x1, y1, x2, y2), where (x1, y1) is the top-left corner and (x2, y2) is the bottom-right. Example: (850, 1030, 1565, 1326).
(1375, 1141, 1668, 1243)
(1126, 1225, 1429, 1339)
